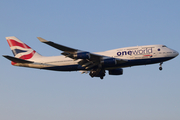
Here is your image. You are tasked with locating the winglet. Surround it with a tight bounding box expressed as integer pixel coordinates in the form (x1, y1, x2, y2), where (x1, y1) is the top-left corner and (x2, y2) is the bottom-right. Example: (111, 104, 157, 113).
(36, 37, 78, 52)
(37, 37, 48, 43)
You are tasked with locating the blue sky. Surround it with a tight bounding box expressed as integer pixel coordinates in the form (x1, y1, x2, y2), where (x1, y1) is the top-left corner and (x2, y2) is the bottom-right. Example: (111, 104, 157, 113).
(0, 0, 180, 120)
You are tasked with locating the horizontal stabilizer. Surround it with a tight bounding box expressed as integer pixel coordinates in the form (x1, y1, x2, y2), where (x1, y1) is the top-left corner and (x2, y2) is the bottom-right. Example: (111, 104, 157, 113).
(3, 55, 34, 63)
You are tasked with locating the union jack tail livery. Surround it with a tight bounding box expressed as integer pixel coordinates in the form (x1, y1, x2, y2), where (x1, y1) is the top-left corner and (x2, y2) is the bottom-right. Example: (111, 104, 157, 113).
(6, 36, 41, 60)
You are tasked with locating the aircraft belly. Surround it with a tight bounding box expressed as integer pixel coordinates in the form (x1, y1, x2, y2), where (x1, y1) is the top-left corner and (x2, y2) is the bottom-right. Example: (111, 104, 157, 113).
(118, 57, 175, 68)
(41, 65, 85, 71)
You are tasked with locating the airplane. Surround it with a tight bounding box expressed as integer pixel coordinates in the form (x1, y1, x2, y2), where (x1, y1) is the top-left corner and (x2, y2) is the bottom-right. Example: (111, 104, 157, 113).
(3, 36, 179, 79)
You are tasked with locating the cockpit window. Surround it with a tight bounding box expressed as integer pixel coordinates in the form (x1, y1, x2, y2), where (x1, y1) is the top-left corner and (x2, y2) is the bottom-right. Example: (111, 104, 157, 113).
(162, 45, 167, 47)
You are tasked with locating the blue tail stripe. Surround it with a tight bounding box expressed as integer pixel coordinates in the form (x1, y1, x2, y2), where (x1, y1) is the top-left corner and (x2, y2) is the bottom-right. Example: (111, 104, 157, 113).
(12, 49, 27, 55)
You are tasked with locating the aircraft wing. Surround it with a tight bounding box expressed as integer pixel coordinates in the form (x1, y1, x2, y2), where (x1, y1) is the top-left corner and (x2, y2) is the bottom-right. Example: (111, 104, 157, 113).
(37, 37, 77, 53)
(37, 37, 127, 69)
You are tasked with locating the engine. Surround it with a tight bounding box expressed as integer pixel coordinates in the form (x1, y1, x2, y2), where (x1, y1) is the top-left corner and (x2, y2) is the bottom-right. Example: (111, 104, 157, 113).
(73, 52, 90, 59)
(108, 68, 123, 75)
(101, 58, 117, 66)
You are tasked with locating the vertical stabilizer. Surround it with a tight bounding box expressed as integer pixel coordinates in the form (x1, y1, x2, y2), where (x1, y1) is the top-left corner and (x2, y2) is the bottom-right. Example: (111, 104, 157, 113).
(6, 36, 42, 61)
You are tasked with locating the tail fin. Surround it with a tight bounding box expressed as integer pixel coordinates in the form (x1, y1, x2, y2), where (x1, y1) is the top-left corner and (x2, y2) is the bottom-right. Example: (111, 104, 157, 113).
(6, 36, 42, 60)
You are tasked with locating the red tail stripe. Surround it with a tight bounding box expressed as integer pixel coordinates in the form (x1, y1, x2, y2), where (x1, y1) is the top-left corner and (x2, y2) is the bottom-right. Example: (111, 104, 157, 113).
(11, 61, 16, 65)
(11, 50, 36, 65)
(19, 50, 36, 60)
(7, 39, 31, 49)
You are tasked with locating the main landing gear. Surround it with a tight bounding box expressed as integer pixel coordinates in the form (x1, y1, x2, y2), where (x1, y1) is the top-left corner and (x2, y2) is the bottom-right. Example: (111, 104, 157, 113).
(89, 69, 106, 80)
(159, 62, 163, 71)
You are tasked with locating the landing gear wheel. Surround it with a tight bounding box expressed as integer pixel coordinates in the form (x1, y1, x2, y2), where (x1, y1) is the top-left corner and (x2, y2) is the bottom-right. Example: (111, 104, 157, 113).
(100, 76, 104, 79)
(159, 62, 163, 71)
(89, 68, 105, 79)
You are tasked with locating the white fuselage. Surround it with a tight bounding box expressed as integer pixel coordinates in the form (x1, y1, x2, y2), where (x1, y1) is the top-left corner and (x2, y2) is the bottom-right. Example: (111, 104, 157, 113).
(14, 44, 178, 71)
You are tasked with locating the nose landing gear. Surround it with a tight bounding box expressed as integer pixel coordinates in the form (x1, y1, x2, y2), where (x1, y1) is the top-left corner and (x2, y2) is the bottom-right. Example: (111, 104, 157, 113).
(159, 62, 163, 70)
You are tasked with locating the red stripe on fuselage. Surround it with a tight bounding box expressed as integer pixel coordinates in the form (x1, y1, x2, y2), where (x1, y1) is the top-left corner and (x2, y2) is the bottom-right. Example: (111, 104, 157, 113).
(143, 55, 152, 57)
(7, 39, 31, 49)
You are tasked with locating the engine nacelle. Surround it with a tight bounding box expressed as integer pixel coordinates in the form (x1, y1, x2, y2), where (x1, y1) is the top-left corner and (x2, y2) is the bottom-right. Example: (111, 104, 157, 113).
(74, 52, 90, 59)
(101, 58, 117, 66)
(108, 68, 123, 75)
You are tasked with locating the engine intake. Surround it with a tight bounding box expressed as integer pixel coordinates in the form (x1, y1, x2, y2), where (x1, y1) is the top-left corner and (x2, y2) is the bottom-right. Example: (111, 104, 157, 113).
(108, 68, 123, 75)
(101, 58, 117, 66)
(74, 52, 90, 59)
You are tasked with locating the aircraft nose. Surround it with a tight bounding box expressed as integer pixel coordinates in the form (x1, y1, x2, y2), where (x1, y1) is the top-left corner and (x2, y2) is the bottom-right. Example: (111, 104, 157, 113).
(173, 50, 179, 57)
(176, 51, 179, 57)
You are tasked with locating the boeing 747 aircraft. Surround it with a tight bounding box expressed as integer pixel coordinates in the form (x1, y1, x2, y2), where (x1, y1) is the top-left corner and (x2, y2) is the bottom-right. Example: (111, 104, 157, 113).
(3, 36, 179, 79)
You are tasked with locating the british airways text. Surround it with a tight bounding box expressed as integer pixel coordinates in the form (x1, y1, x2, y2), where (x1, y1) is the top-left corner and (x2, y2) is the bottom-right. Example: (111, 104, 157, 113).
(117, 47, 153, 56)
